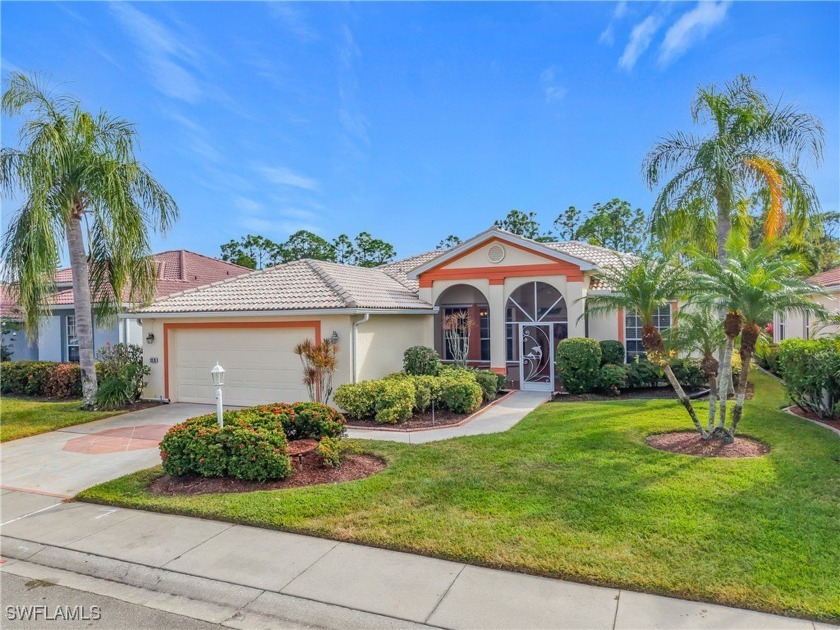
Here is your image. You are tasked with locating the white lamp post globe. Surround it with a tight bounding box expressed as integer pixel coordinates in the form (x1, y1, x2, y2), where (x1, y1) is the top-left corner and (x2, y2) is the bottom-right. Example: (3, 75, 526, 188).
(211, 362, 225, 386)
(210, 363, 225, 427)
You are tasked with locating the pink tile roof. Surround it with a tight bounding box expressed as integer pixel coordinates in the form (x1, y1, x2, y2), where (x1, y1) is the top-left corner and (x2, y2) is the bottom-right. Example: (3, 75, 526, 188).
(809, 266, 840, 288)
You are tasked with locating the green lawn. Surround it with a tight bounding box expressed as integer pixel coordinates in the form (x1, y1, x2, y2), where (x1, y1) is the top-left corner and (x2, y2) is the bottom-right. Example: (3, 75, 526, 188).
(1, 397, 124, 442)
(78, 372, 840, 622)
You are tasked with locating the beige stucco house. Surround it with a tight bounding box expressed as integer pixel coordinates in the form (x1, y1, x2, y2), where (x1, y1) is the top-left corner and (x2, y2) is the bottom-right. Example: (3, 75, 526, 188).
(133, 228, 662, 406)
(772, 266, 840, 342)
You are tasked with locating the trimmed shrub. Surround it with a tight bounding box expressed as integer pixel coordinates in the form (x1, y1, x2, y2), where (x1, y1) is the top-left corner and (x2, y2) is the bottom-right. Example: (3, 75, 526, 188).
(669, 358, 705, 389)
(288, 402, 346, 440)
(555, 338, 602, 394)
(160, 413, 292, 482)
(43, 363, 83, 399)
(473, 369, 500, 402)
(440, 379, 483, 414)
(334, 381, 377, 419)
(597, 364, 627, 396)
(373, 378, 415, 423)
(403, 346, 441, 376)
(777, 338, 840, 418)
(754, 340, 780, 375)
(438, 364, 476, 382)
(599, 340, 626, 366)
(1, 361, 82, 398)
(494, 372, 508, 391)
(626, 358, 661, 389)
(409, 374, 443, 412)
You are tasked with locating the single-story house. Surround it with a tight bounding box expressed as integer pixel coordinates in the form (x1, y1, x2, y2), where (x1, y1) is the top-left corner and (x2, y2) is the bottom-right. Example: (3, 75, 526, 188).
(133, 228, 672, 405)
(772, 265, 840, 341)
(1, 251, 250, 362)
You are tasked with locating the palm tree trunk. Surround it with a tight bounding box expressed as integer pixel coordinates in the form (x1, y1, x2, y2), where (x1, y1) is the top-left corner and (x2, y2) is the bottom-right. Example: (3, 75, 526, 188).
(730, 323, 759, 436)
(707, 373, 718, 433)
(716, 188, 731, 264)
(715, 337, 734, 433)
(662, 364, 708, 438)
(66, 212, 98, 408)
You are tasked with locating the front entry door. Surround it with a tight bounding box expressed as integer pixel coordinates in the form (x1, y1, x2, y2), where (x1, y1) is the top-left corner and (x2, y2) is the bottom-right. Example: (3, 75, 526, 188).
(519, 323, 554, 392)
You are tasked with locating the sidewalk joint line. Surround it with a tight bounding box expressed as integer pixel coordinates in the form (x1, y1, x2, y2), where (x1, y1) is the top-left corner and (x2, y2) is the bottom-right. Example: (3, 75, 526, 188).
(0, 502, 62, 527)
(612, 589, 622, 629)
(424, 562, 467, 625)
(275, 538, 341, 592)
(161, 522, 234, 567)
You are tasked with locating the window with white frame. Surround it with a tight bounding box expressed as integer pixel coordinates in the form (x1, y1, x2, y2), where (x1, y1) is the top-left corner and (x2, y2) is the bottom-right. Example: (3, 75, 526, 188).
(776, 312, 786, 342)
(625, 305, 671, 361)
(66, 315, 79, 362)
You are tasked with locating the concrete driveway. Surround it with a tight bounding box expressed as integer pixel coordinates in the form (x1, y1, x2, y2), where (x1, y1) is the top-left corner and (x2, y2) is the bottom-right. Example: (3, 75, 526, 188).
(0, 403, 213, 498)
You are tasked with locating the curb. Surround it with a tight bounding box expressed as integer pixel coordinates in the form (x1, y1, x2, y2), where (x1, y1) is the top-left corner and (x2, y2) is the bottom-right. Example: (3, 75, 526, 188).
(783, 406, 840, 438)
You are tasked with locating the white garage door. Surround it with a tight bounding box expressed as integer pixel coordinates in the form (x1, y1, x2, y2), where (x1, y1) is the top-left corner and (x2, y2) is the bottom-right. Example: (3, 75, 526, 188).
(171, 327, 311, 406)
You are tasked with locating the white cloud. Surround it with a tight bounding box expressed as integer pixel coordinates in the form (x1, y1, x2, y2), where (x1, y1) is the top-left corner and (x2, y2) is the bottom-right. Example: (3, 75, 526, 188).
(267, 3, 316, 40)
(659, 1, 731, 66)
(619, 14, 664, 71)
(109, 2, 202, 103)
(256, 166, 320, 191)
(599, 1, 628, 45)
(539, 67, 567, 104)
(233, 197, 263, 215)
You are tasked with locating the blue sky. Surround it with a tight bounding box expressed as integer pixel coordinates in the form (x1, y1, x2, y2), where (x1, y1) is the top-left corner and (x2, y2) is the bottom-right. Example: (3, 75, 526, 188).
(2, 1, 838, 260)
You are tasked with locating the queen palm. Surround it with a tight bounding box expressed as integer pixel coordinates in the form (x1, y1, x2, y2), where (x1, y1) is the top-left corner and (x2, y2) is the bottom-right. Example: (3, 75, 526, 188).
(644, 75, 824, 263)
(693, 246, 827, 440)
(584, 253, 707, 437)
(1, 73, 178, 407)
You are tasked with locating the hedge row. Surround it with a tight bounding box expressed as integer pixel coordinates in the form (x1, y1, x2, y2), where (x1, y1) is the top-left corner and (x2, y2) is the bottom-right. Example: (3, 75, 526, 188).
(554, 338, 706, 396)
(777, 338, 840, 419)
(1, 361, 82, 399)
(335, 366, 503, 423)
(160, 401, 346, 481)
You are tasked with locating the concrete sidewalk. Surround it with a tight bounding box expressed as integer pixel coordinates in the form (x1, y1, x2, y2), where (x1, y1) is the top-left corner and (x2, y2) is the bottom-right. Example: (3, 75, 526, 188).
(347, 390, 549, 443)
(1, 492, 828, 630)
(0, 403, 213, 497)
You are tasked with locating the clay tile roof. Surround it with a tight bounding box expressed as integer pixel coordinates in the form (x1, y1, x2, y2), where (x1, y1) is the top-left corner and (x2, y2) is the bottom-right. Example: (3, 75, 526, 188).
(135, 258, 433, 314)
(809, 266, 840, 288)
(379, 250, 446, 291)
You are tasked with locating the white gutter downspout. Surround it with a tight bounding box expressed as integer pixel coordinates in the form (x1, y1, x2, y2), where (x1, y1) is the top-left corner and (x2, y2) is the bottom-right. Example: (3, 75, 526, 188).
(352, 312, 370, 383)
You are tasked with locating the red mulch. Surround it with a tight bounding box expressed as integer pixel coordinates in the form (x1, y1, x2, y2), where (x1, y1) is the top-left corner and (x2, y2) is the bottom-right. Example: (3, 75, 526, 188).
(148, 450, 386, 496)
(646, 431, 769, 458)
(345, 395, 504, 431)
(789, 406, 840, 431)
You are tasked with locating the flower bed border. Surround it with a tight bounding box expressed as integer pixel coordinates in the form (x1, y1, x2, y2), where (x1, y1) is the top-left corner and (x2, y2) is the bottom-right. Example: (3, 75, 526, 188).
(345, 389, 516, 433)
(784, 406, 840, 438)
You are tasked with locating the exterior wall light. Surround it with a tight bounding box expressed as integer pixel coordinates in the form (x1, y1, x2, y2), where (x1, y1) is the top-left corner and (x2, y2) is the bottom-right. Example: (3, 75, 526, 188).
(330, 330, 339, 344)
(146, 332, 155, 344)
(210, 362, 225, 427)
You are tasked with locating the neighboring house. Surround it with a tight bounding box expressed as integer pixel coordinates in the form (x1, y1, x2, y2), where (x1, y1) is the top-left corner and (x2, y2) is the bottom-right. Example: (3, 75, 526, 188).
(1, 251, 251, 362)
(772, 266, 840, 342)
(134, 227, 662, 406)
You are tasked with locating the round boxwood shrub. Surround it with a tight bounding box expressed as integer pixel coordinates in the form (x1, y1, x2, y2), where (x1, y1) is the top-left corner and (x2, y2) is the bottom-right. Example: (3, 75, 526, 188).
(409, 374, 443, 412)
(373, 378, 415, 423)
(334, 381, 377, 419)
(599, 340, 626, 366)
(473, 369, 500, 402)
(555, 338, 602, 394)
(403, 346, 441, 376)
(440, 379, 483, 414)
(160, 414, 292, 482)
(626, 358, 661, 389)
(598, 364, 627, 396)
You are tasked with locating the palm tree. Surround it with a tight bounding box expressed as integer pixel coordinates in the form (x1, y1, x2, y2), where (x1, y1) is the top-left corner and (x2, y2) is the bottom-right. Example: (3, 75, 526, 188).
(644, 75, 824, 263)
(1, 73, 177, 407)
(663, 306, 726, 433)
(583, 253, 707, 437)
(693, 245, 827, 440)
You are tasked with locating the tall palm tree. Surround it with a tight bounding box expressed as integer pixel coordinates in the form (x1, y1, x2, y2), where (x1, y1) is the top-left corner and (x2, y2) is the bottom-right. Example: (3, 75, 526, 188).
(693, 246, 827, 440)
(1, 73, 178, 407)
(663, 306, 726, 433)
(644, 75, 824, 263)
(584, 253, 707, 437)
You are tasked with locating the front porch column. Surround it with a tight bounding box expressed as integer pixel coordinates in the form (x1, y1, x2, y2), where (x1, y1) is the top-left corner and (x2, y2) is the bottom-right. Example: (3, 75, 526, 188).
(488, 282, 506, 374)
(567, 280, 586, 337)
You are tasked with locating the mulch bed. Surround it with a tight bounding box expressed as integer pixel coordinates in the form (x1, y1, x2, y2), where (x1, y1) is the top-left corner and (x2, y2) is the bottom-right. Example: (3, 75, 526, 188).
(788, 406, 840, 432)
(345, 394, 508, 431)
(646, 431, 769, 458)
(148, 440, 386, 496)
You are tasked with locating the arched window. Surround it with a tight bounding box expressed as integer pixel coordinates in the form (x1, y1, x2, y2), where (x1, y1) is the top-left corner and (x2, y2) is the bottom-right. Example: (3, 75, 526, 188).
(505, 282, 567, 361)
(434, 284, 490, 363)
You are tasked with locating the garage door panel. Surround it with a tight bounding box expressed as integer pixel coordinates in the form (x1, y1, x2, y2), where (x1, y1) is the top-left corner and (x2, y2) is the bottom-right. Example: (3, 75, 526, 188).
(171, 327, 313, 406)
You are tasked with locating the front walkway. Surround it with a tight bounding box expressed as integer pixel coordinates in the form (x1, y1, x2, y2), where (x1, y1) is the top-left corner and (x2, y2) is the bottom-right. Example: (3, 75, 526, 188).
(0, 403, 213, 497)
(347, 390, 550, 443)
(0, 493, 825, 629)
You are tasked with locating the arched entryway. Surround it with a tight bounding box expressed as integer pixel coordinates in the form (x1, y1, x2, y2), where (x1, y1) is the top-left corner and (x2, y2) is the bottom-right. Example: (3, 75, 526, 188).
(434, 284, 490, 367)
(506, 281, 568, 391)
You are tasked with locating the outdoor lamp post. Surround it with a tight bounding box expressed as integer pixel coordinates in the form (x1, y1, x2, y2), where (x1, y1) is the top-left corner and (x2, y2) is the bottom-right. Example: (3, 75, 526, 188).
(210, 362, 225, 427)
